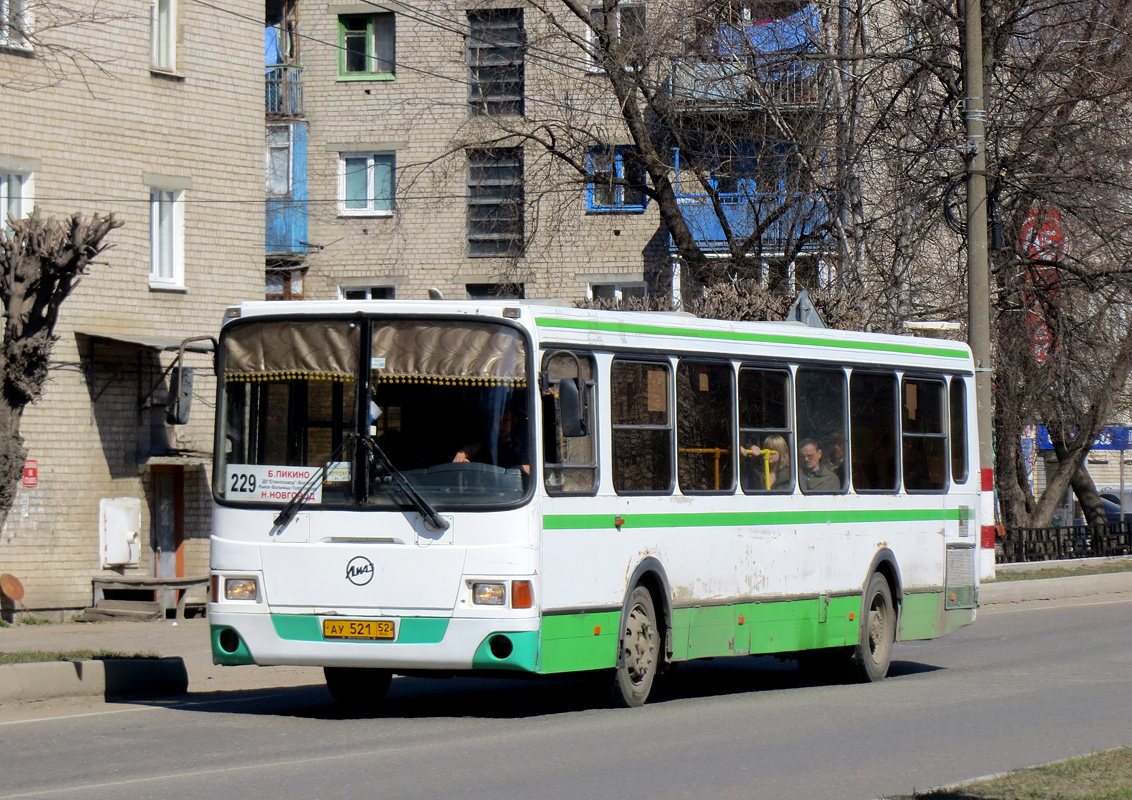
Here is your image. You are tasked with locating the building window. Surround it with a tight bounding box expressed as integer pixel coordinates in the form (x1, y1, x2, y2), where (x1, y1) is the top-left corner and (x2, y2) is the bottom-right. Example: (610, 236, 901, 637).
(589, 282, 645, 302)
(266, 125, 292, 197)
(467, 9, 525, 117)
(338, 13, 395, 79)
(338, 153, 395, 216)
(341, 285, 395, 300)
(0, 170, 32, 236)
(150, 0, 177, 71)
(0, 0, 30, 49)
(266, 267, 305, 300)
(465, 283, 524, 299)
(467, 148, 524, 258)
(587, 145, 647, 212)
(150, 189, 185, 289)
(588, 2, 645, 69)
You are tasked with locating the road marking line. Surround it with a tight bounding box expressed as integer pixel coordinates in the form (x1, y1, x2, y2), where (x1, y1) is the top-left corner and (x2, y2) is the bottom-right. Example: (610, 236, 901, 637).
(0, 746, 397, 798)
(0, 692, 292, 727)
(981, 596, 1132, 615)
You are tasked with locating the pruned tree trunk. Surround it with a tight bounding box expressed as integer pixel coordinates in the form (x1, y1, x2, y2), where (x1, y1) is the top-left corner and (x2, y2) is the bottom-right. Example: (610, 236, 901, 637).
(0, 210, 121, 533)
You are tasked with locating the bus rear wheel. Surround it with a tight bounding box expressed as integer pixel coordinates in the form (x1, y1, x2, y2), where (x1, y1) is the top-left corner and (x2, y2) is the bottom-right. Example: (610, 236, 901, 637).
(608, 586, 661, 708)
(848, 573, 895, 683)
(324, 667, 392, 713)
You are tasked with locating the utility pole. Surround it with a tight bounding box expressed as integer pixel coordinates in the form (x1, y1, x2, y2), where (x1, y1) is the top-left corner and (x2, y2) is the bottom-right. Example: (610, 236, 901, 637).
(963, 0, 996, 577)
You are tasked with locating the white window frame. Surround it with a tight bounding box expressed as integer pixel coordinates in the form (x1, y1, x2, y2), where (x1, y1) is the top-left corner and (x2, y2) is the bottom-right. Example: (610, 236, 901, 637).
(0, 170, 33, 236)
(339, 285, 396, 300)
(588, 282, 646, 301)
(150, 0, 178, 72)
(266, 125, 293, 198)
(337, 152, 395, 217)
(0, 0, 31, 49)
(149, 189, 185, 290)
(586, 2, 645, 71)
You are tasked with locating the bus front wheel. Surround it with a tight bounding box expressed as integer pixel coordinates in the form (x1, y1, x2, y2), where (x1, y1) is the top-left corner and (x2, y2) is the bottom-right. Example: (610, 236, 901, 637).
(608, 585, 661, 708)
(324, 667, 392, 713)
(848, 573, 895, 683)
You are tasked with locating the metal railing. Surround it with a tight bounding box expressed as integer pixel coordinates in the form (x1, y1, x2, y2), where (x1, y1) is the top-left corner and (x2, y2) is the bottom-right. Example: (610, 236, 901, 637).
(668, 58, 823, 110)
(266, 64, 304, 117)
(998, 522, 1132, 563)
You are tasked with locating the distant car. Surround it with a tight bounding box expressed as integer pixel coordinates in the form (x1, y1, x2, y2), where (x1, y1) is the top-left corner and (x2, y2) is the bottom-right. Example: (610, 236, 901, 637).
(1082, 496, 1126, 523)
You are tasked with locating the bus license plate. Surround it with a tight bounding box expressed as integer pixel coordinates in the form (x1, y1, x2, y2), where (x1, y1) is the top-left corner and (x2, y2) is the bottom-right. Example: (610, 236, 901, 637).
(322, 619, 395, 641)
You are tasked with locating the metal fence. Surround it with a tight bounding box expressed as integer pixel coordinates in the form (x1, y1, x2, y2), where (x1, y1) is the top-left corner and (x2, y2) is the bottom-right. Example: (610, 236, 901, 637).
(998, 522, 1132, 563)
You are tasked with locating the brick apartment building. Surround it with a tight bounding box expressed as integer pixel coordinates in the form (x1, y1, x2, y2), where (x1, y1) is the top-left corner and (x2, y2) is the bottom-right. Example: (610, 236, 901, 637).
(0, 0, 263, 614)
(263, 0, 827, 306)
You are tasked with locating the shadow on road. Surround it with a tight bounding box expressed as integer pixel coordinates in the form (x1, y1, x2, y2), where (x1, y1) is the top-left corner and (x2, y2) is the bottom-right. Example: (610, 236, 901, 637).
(140, 655, 943, 720)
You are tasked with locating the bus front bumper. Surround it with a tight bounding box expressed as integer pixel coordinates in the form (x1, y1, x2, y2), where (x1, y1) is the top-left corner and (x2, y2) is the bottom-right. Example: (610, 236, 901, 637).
(209, 609, 540, 673)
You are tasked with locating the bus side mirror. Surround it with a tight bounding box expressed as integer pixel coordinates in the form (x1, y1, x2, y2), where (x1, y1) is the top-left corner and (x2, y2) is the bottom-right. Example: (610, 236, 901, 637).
(166, 367, 194, 425)
(558, 377, 587, 438)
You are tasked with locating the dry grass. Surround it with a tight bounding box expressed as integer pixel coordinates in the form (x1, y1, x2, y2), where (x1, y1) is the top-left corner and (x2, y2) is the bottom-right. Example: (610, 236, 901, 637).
(988, 561, 1132, 582)
(0, 650, 159, 664)
(888, 747, 1132, 799)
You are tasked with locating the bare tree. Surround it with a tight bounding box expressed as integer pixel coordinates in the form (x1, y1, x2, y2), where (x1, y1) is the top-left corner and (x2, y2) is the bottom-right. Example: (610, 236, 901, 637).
(1, 1, 130, 91)
(0, 210, 120, 530)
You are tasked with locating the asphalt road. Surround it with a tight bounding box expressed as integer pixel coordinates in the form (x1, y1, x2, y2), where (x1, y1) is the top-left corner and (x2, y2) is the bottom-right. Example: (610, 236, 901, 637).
(1, 595, 1130, 800)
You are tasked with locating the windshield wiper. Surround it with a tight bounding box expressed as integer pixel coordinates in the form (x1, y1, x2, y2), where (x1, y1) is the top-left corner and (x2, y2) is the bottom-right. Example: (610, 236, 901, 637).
(362, 437, 450, 532)
(270, 433, 355, 538)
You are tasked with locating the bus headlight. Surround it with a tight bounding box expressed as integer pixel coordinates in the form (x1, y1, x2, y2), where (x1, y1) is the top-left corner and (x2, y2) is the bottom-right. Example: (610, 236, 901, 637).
(225, 577, 259, 601)
(472, 582, 506, 605)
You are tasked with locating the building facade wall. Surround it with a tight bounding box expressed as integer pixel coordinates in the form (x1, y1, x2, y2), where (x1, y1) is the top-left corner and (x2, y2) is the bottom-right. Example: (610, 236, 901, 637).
(295, 0, 665, 303)
(0, 1, 263, 612)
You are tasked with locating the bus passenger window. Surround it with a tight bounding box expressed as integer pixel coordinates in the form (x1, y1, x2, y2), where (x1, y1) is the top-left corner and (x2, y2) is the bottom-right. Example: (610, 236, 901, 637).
(850, 371, 898, 492)
(677, 361, 735, 493)
(949, 378, 969, 483)
(738, 368, 793, 493)
(542, 352, 598, 495)
(795, 367, 848, 493)
(903, 378, 947, 492)
(612, 360, 673, 494)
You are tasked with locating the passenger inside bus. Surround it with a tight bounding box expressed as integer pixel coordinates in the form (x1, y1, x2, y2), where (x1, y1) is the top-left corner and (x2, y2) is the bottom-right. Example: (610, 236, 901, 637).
(740, 434, 792, 491)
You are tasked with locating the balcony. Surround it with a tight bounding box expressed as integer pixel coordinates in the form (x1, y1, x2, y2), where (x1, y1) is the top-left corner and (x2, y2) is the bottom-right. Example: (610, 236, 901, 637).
(668, 57, 821, 111)
(668, 5, 822, 111)
(266, 64, 304, 117)
(674, 192, 829, 255)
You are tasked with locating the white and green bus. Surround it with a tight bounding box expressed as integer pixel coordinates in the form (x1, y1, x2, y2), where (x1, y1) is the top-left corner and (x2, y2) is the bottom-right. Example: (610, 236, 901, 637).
(208, 300, 982, 707)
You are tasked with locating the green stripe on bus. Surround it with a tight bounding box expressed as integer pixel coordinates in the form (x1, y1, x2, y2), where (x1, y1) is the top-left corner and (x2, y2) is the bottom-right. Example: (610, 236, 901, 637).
(543, 507, 964, 531)
(537, 590, 953, 673)
(534, 317, 969, 359)
(270, 614, 449, 644)
(539, 610, 621, 673)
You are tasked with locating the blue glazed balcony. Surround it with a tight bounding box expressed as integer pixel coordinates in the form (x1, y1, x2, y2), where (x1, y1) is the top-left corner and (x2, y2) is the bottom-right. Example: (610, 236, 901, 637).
(674, 192, 829, 254)
(266, 199, 308, 254)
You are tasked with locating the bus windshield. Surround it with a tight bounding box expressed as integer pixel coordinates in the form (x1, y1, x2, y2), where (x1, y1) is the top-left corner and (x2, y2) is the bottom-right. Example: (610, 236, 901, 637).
(216, 316, 532, 510)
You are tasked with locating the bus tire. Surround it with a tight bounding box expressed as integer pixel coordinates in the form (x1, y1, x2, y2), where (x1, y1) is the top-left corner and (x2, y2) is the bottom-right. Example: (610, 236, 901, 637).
(848, 572, 895, 683)
(324, 667, 392, 712)
(608, 585, 661, 708)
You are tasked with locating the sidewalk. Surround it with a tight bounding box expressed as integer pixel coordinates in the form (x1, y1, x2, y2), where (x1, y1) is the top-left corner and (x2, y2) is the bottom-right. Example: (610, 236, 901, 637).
(0, 617, 322, 705)
(2, 566, 1130, 707)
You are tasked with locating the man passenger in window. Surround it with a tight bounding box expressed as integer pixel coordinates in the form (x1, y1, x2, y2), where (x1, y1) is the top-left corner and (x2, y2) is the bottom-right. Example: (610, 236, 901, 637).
(799, 439, 839, 491)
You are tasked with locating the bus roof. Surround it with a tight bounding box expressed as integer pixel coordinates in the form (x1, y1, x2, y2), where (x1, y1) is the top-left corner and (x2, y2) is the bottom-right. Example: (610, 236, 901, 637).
(227, 299, 974, 371)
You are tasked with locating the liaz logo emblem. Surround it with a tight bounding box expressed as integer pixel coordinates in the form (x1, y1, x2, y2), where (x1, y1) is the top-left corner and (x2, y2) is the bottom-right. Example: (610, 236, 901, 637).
(345, 556, 375, 586)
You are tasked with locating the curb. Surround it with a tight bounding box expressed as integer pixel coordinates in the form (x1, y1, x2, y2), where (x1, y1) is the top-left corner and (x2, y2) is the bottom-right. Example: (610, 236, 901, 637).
(0, 657, 188, 706)
(980, 571, 1132, 604)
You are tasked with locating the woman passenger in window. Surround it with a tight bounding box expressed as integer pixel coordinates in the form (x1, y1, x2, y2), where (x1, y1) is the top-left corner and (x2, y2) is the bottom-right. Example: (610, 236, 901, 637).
(741, 434, 792, 492)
